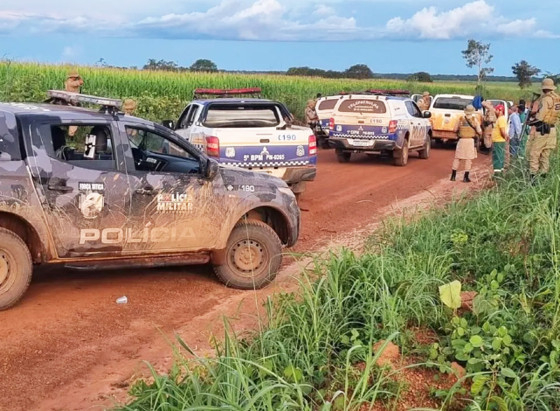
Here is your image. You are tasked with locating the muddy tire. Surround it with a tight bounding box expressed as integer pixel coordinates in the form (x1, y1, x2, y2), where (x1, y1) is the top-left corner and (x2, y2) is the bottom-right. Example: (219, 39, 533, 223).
(213, 220, 282, 289)
(0, 228, 32, 310)
(336, 149, 351, 163)
(393, 142, 409, 166)
(418, 135, 431, 159)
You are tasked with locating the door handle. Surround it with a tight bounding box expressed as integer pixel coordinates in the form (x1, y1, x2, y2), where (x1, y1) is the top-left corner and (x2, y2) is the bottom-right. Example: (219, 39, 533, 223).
(47, 183, 72, 193)
(135, 187, 157, 195)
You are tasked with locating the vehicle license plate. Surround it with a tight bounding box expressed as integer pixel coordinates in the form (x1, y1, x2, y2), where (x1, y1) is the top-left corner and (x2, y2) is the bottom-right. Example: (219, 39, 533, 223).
(350, 139, 374, 147)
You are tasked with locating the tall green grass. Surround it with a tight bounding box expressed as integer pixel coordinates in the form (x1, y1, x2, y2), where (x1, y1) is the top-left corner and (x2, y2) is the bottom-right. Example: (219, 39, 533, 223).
(0, 61, 536, 123)
(122, 146, 560, 410)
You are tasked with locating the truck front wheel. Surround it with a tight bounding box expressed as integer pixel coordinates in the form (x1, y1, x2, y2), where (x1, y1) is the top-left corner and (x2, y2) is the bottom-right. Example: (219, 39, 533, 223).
(0, 228, 33, 310)
(213, 220, 282, 289)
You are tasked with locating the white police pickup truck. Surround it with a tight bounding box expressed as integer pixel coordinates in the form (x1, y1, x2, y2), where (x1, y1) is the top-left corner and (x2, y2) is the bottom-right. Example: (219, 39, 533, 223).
(327, 90, 432, 166)
(172, 88, 317, 198)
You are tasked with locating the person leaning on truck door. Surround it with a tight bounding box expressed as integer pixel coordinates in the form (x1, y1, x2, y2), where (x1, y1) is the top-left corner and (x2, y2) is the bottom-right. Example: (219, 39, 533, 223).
(305, 99, 319, 128)
(491, 104, 509, 173)
(451, 104, 482, 183)
(528, 78, 560, 179)
(417, 91, 431, 111)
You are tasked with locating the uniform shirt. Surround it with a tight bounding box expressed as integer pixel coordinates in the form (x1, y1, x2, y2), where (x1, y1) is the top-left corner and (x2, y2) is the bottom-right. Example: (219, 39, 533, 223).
(456, 115, 481, 138)
(305, 107, 319, 124)
(417, 97, 430, 111)
(64, 78, 83, 93)
(492, 115, 508, 142)
(536, 91, 560, 125)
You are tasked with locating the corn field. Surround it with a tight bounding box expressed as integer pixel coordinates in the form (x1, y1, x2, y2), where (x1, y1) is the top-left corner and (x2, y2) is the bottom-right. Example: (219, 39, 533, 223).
(0, 61, 535, 123)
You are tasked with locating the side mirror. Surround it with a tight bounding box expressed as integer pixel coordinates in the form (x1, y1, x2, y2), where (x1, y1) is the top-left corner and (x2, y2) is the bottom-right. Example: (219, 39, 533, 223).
(423, 111, 432, 119)
(205, 158, 219, 180)
(162, 120, 174, 129)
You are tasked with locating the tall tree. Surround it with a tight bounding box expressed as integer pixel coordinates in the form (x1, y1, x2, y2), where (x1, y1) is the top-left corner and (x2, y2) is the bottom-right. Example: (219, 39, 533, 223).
(461, 40, 494, 85)
(143, 59, 180, 71)
(512, 60, 541, 88)
(344, 64, 374, 79)
(190, 59, 218, 72)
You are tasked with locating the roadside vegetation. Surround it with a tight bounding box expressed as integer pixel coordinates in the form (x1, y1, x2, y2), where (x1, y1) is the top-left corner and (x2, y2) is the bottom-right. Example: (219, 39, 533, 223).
(0, 61, 537, 125)
(119, 151, 560, 410)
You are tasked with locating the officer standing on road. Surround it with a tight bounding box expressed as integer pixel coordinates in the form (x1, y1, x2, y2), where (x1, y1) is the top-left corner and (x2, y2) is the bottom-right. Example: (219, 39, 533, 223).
(64, 70, 84, 93)
(451, 104, 482, 183)
(528, 78, 560, 179)
(305, 99, 319, 128)
(481, 100, 496, 154)
(417, 91, 431, 111)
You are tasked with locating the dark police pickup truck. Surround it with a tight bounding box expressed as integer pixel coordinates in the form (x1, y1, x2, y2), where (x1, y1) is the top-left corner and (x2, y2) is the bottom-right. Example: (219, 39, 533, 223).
(0, 91, 300, 309)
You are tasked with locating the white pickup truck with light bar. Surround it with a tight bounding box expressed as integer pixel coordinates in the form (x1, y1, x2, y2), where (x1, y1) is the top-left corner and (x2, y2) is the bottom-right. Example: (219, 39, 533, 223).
(171, 88, 317, 198)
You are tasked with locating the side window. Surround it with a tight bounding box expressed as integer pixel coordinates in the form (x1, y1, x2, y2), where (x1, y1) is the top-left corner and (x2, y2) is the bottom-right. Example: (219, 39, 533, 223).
(178, 105, 200, 129)
(405, 101, 422, 117)
(126, 127, 199, 173)
(47, 124, 115, 170)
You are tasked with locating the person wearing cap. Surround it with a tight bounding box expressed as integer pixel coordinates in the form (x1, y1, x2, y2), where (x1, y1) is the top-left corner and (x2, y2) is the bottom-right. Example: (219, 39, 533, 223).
(528, 78, 560, 178)
(64, 70, 83, 93)
(305, 99, 319, 128)
(417, 91, 431, 111)
(491, 104, 509, 173)
(451, 104, 482, 182)
(123, 99, 137, 116)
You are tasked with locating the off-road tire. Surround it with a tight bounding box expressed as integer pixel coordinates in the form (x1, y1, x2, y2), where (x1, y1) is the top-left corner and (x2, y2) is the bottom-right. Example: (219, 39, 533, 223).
(393, 141, 409, 166)
(213, 219, 282, 289)
(418, 135, 431, 159)
(336, 149, 351, 163)
(0, 228, 33, 310)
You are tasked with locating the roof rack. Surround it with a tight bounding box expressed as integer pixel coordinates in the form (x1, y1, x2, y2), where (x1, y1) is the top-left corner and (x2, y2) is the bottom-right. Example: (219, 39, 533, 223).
(45, 90, 122, 114)
(193, 87, 262, 99)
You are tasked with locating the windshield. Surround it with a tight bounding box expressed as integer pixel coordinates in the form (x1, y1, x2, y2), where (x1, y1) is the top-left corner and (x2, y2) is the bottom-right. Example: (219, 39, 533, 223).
(337, 99, 386, 114)
(433, 97, 473, 111)
(202, 104, 280, 128)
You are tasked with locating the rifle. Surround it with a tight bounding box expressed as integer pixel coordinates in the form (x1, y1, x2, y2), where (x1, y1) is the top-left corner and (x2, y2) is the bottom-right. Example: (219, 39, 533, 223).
(521, 92, 541, 137)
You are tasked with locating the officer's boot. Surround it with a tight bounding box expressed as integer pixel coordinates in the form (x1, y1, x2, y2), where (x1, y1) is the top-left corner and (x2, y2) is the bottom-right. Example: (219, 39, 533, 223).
(463, 171, 471, 183)
(450, 170, 457, 181)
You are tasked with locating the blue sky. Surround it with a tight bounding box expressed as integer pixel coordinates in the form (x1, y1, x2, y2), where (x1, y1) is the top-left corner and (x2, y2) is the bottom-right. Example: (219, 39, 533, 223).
(0, 0, 558, 75)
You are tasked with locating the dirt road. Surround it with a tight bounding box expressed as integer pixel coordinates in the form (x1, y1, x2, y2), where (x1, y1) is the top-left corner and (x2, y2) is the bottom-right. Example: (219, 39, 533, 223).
(0, 146, 487, 410)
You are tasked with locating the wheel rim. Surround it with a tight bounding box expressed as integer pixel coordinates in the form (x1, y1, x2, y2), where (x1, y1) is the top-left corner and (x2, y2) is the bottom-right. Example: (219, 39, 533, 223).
(0, 249, 14, 294)
(230, 239, 266, 277)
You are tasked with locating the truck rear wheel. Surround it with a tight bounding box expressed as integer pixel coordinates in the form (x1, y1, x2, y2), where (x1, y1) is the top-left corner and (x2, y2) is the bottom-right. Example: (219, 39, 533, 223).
(336, 149, 351, 163)
(393, 142, 409, 166)
(213, 220, 282, 289)
(0, 228, 33, 310)
(418, 135, 431, 159)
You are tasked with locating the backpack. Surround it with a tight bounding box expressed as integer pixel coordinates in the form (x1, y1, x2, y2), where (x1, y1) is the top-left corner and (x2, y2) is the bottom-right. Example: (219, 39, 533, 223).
(472, 95, 483, 110)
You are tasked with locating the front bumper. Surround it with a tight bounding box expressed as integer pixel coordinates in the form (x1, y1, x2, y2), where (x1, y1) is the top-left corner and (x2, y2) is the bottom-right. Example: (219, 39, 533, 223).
(328, 138, 396, 152)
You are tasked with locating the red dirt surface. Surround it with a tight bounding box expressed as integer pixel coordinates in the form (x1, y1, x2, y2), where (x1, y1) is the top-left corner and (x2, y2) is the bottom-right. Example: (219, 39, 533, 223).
(0, 147, 490, 411)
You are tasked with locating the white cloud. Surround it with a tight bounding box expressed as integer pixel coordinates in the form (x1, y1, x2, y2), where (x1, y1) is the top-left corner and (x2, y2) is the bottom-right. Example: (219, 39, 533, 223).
(0, 0, 556, 41)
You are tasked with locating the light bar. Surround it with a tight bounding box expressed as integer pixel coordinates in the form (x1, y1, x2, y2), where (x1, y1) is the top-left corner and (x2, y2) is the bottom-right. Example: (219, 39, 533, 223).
(46, 90, 123, 108)
(193, 87, 262, 98)
(337, 89, 410, 96)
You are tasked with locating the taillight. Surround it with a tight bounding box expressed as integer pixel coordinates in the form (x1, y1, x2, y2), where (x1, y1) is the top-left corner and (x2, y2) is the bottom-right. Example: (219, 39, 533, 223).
(388, 120, 398, 134)
(205, 136, 220, 157)
(329, 117, 334, 130)
(309, 135, 317, 156)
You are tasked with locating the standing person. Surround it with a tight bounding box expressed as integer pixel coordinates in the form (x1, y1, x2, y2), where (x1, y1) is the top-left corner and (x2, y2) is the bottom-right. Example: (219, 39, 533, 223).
(450, 104, 481, 183)
(508, 105, 522, 158)
(305, 99, 319, 128)
(491, 104, 509, 173)
(528, 78, 560, 178)
(417, 91, 431, 111)
(518, 99, 530, 158)
(64, 70, 84, 93)
(481, 100, 497, 154)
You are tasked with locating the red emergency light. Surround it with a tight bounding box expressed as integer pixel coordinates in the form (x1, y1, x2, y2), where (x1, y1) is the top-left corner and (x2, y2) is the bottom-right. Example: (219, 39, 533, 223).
(193, 87, 262, 98)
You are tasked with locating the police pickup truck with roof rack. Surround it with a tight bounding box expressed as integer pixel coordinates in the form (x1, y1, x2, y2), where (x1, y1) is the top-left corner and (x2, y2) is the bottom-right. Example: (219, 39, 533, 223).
(170, 88, 317, 199)
(327, 90, 432, 166)
(0, 91, 300, 310)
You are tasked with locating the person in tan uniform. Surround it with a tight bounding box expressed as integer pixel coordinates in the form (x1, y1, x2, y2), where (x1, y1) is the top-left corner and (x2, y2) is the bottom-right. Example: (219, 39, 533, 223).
(123, 99, 137, 115)
(529, 78, 560, 177)
(417, 91, 431, 111)
(481, 100, 496, 153)
(451, 104, 482, 182)
(64, 70, 84, 93)
(305, 99, 319, 127)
